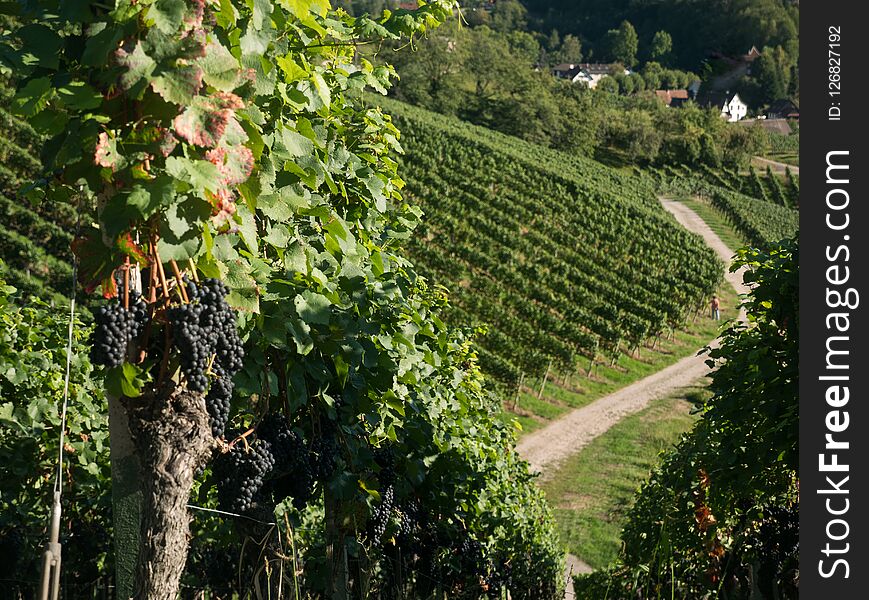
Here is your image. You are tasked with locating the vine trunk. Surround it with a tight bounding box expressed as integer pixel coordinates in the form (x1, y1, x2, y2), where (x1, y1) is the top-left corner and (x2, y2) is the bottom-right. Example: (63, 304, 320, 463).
(125, 384, 213, 599)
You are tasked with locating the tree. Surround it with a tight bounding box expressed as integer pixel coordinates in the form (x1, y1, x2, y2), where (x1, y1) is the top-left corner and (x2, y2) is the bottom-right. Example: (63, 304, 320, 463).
(754, 46, 791, 104)
(547, 28, 562, 53)
(642, 61, 663, 90)
(509, 30, 543, 65)
(650, 30, 673, 65)
(490, 0, 528, 33)
(3, 2, 563, 599)
(559, 34, 583, 64)
(596, 76, 620, 94)
(389, 20, 470, 115)
(606, 20, 639, 67)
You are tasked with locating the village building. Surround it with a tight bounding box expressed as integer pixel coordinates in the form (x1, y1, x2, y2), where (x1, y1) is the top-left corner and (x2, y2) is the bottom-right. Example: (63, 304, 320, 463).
(698, 91, 748, 122)
(766, 98, 800, 120)
(654, 89, 690, 107)
(551, 63, 631, 89)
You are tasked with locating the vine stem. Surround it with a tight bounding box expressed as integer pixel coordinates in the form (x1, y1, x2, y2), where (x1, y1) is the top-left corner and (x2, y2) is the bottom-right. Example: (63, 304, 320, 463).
(170, 260, 189, 303)
(228, 427, 257, 450)
(187, 259, 200, 283)
(154, 246, 171, 301)
(123, 256, 130, 310)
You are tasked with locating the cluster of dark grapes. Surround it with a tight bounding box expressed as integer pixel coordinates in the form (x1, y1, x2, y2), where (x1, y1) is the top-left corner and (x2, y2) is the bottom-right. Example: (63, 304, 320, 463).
(168, 278, 244, 393)
(205, 375, 233, 438)
(90, 292, 149, 367)
(213, 438, 275, 514)
(369, 484, 396, 544)
(366, 447, 400, 545)
(185, 540, 241, 595)
(482, 556, 512, 598)
(395, 498, 422, 546)
(213, 415, 344, 516)
(167, 278, 244, 435)
(310, 432, 339, 481)
(258, 414, 316, 511)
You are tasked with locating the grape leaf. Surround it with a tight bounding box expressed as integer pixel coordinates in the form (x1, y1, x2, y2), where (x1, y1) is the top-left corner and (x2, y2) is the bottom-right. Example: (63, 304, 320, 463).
(17, 24, 63, 69)
(165, 156, 221, 192)
(12, 77, 53, 116)
(151, 65, 204, 105)
(105, 363, 147, 398)
(57, 81, 103, 110)
(115, 43, 156, 90)
(294, 290, 331, 325)
(147, 0, 186, 34)
(199, 42, 241, 91)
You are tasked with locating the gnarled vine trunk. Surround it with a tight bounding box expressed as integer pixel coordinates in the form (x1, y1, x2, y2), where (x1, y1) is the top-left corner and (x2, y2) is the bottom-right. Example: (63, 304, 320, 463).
(125, 384, 213, 600)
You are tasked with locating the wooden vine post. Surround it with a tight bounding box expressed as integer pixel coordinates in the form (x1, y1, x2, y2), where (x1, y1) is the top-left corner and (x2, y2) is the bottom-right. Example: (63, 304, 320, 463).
(108, 396, 141, 600)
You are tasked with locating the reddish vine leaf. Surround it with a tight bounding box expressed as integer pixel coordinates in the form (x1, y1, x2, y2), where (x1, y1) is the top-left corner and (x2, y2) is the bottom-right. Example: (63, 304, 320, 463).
(94, 132, 122, 170)
(116, 233, 150, 266)
(71, 229, 123, 296)
(173, 92, 246, 147)
(206, 145, 254, 187)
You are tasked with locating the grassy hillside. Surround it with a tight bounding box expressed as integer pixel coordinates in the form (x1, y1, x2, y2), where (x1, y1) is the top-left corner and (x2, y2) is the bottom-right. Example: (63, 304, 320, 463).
(378, 98, 723, 398)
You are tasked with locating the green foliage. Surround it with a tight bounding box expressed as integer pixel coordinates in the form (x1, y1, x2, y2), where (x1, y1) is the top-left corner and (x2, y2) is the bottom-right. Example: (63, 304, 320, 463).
(1, 0, 565, 595)
(648, 166, 798, 245)
(558, 34, 582, 64)
(605, 20, 638, 67)
(765, 166, 790, 207)
(575, 237, 799, 598)
(522, 0, 798, 73)
(649, 30, 672, 65)
(0, 271, 112, 594)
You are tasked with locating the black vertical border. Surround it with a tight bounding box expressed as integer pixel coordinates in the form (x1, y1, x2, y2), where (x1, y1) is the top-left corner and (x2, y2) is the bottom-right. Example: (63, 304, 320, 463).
(800, 3, 868, 597)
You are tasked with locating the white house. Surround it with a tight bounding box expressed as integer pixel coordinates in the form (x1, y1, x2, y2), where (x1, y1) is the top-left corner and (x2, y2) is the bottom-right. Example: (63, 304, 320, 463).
(699, 91, 749, 122)
(720, 93, 748, 121)
(552, 63, 631, 89)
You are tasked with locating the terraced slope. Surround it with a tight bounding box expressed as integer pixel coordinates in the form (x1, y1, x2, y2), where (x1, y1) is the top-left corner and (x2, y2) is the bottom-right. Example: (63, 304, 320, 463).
(379, 99, 724, 393)
(0, 87, 77, 306)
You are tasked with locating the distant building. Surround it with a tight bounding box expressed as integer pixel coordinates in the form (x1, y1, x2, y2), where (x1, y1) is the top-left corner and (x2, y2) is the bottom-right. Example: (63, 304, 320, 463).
(655, 89, 690, 107)
(552, 63, 631, 89)
(766, 99, 800, 120)
(698, 91, 748, 122)
(742, 46, 762, 62)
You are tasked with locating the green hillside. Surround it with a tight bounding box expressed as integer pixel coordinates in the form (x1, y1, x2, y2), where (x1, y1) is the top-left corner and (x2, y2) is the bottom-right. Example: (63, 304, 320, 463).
(378, 98, 723, 393)
(0, 89, 77, 306)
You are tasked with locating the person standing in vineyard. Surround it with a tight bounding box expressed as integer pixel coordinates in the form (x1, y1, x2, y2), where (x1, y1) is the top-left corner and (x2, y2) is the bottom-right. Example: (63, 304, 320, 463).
(711, 295, 721, 320)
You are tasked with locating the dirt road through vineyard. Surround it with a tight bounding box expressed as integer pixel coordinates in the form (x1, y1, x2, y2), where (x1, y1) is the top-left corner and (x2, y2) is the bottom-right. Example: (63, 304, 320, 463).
(520, 200, 750, 591)
(517, 200, 748, 475)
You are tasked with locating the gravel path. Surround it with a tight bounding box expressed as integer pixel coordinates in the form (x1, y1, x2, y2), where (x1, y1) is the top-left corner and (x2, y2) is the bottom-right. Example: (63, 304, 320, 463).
(517, 200, 750, 589)
(753, 156, 799, 176)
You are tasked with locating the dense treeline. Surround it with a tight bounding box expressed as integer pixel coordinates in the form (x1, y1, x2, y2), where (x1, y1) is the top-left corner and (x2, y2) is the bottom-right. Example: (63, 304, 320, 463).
(382, 19, 775, 170)
(522, 0, 799, 72)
